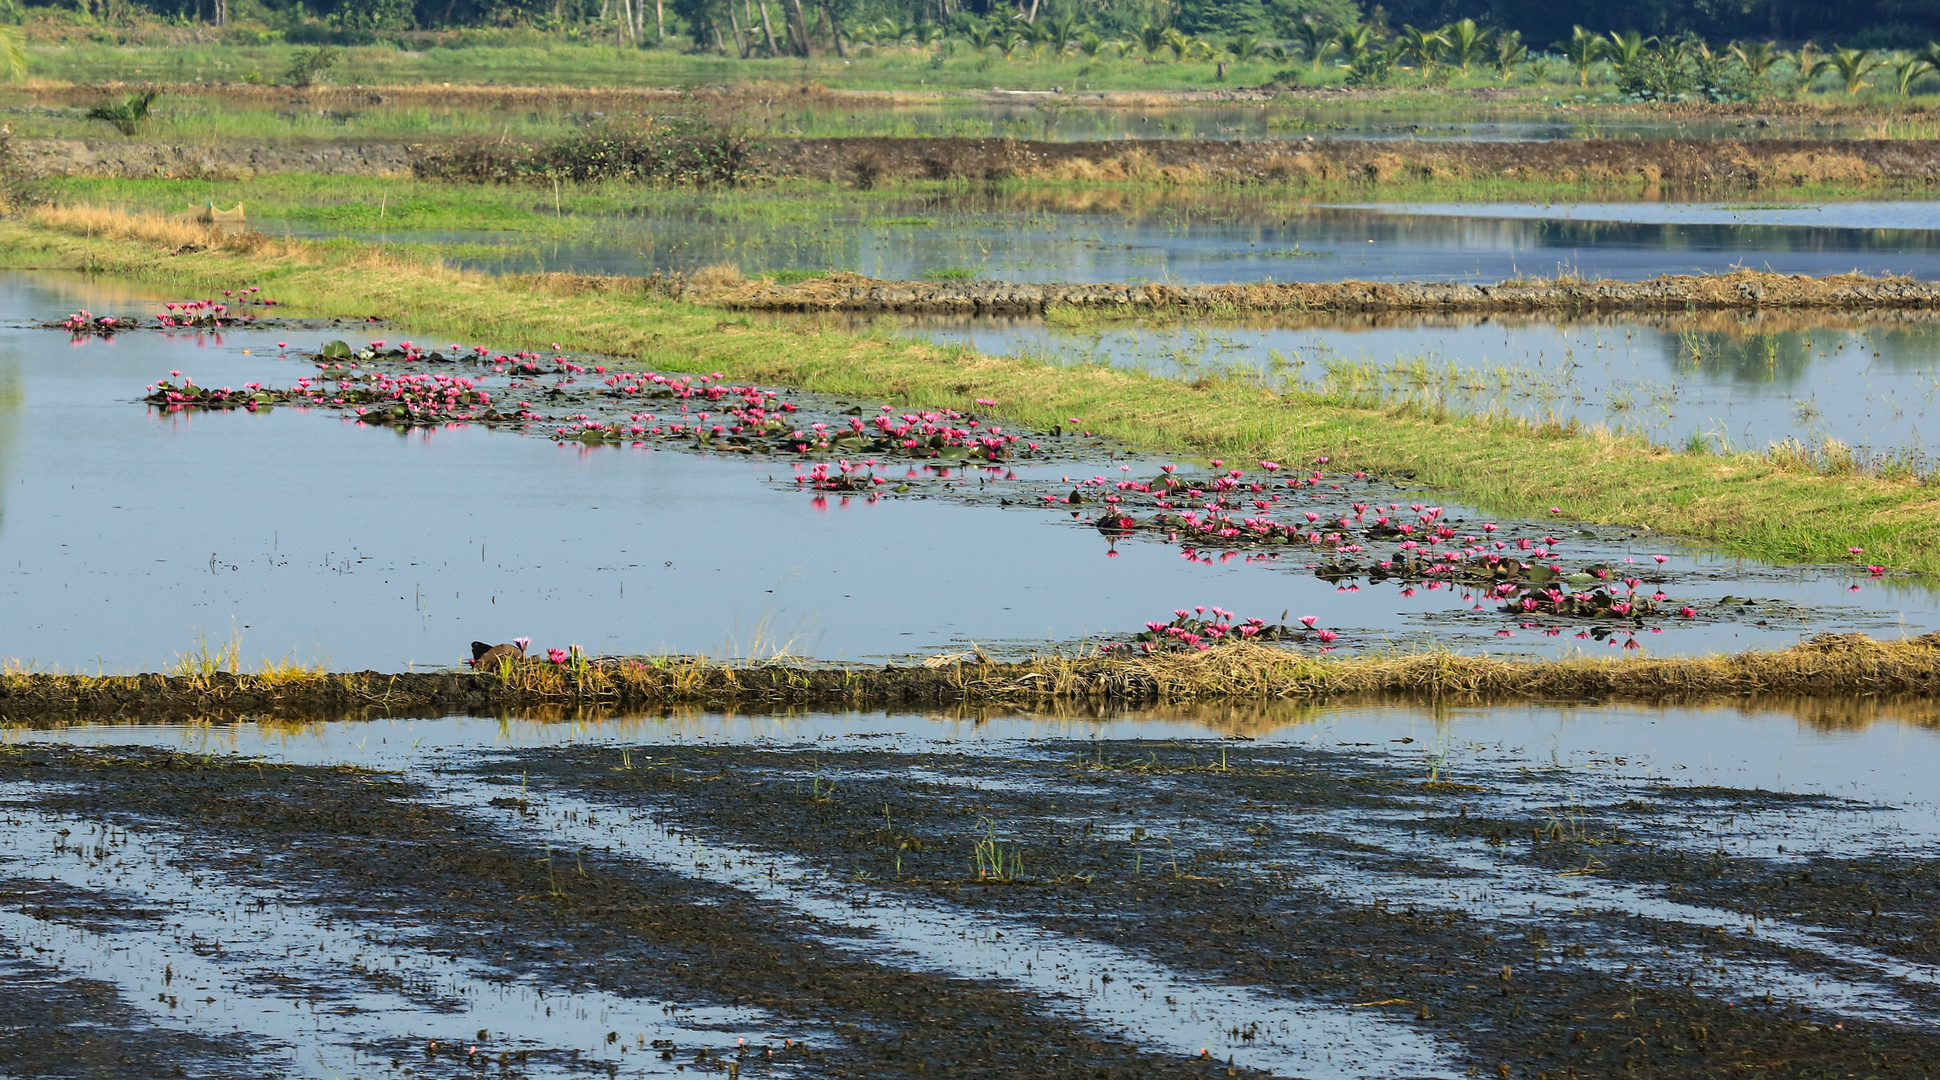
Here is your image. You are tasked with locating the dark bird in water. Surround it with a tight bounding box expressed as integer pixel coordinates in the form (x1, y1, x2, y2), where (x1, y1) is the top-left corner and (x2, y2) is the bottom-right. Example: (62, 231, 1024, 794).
(469, 637, 529, 667)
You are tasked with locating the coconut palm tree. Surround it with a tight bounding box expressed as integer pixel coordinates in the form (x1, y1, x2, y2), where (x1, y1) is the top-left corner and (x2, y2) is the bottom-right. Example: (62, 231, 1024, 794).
(1134, 22, 1169, 62)
(1040, 13, 1078, 54)
(0, 23, 24, 83)
(1226, 33, 1268, 62)
(1162, 27, 1192, 62)
(1443, 18, 1491, 75)
(1293, 18, 1333, 71)
(1076, 31, 1104, 59)
(1492, 31, 1527, 82)
(1394, 24, 1446, 74)
(1602, 29, 1650, 69)
(1728, 39, 1782, 86)
(1789, 42, 1828, 95)
(1890, 53, 1930, 94)
(1554, 26, 1604, 87)
(1336, 24, 1377, 64)
(1827, 46, 1881, 94)
(960, 17, 999, 53)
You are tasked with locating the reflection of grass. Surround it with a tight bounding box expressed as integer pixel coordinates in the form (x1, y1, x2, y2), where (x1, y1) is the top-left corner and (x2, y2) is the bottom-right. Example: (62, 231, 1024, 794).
(13, 206, 1940, 575)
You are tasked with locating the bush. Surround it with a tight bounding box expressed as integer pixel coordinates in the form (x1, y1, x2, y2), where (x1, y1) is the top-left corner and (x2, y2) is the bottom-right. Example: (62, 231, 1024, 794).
(285, 46, 341, 87)
(1614, 48, 1694, 101)
(412, 117, 762, 187)
(1344, 49, 1392, 86)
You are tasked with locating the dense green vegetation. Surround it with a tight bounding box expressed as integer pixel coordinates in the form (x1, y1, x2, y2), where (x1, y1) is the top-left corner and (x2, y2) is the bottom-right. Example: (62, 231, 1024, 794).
(9, 0, 1940, 99)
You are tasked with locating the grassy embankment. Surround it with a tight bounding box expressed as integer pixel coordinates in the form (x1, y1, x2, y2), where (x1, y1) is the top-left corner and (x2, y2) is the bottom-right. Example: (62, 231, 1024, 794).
(4, 204, 1936, 580)
(4, 633, 1939, 722)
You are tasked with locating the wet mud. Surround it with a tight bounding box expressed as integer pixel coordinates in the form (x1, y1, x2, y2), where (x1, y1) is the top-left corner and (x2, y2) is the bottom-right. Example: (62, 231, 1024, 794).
(4, 736, 1934, 1078)
(0, 745, 1275, 1080)
(494, 739, 1940, 1077)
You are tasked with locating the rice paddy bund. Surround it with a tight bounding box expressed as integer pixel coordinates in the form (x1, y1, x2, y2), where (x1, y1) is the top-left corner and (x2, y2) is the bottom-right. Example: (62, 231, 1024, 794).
(3, 69, 1940, 1080)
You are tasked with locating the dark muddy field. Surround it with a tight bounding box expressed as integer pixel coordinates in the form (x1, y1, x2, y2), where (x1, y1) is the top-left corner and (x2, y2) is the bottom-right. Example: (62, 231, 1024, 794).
(2, 702, 1937, 1077)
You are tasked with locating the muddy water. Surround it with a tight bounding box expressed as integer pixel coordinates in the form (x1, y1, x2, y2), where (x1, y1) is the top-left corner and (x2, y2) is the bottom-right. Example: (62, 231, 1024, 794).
(3, 699, 1937, 1076)
(919, 313, 1940, 460)
(259, 199, 1940, 286)
(2, 273, 1933, 670)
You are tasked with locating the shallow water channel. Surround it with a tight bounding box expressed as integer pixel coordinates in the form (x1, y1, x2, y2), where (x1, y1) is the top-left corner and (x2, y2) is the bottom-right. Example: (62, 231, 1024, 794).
(1, 700, 1936, 1076)
(262, 199, 1940, 286)
(1, 273, 1928, 670)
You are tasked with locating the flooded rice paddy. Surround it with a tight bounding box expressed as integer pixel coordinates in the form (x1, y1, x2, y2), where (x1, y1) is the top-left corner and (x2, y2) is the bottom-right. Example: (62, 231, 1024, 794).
(265, 199, 1940, 286)
(1, 699, 1937, 1076)
(2, 273, 1929, 671)
(922, 311, 1940, 461)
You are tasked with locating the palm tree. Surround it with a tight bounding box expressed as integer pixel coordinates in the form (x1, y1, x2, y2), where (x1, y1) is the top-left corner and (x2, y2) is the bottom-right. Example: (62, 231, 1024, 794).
(1492, 31, 1527, 82)
(999, 27, 1028, 60)
(1162, 27, 1192, 62)
(1293, 18, 1333, 71)
(1790, 42, 1828, 95)
(1890, 53, 1930, 94)
(1442, 18, 1491, 75)
(1554, 26, 1604, 88)
(1134, 22, 1168, 62)
(1728, 39, 1782, 86)
(1040, 13, 1078, 54)
(1226, 33, 1268, 62)
(1335, 24, 1377, 64)
(1394, 24, 1446, 74)
(1602, 29, 1649, 69)
(1827, 46, 1881, 94)
(961, 17, 999, 53)
(0, 25, 23, 83)
(1076, 31, 1104, 59)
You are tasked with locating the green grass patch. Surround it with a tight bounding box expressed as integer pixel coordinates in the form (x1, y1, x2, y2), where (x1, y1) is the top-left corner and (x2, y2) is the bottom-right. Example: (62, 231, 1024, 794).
(4, 210, 1934, 577)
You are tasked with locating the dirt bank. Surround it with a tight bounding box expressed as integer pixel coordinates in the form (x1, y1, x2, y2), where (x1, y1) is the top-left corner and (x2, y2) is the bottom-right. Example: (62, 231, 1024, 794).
(10, 136, 413, 178)
(20, 133, 1940, 185)
(4, 633, 1937, 724)
(695, 267, 1940, 315)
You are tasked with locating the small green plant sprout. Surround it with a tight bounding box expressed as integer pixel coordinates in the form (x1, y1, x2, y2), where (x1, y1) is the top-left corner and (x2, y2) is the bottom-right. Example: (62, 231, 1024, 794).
(972, 816, 1023, 880)
(86, 90, 162, 137)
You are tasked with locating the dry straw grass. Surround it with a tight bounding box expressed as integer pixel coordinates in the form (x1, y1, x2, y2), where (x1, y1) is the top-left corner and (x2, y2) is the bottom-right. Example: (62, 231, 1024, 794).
(3, 633, 1936, 727)
(32, 203, 279, 257)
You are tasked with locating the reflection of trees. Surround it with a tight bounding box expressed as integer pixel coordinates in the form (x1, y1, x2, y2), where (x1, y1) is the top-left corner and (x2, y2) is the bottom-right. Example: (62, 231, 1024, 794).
(1665, 329, 1817, 385)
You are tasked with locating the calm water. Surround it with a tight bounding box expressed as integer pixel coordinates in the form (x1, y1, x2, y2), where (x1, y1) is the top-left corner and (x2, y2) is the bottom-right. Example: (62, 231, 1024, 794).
(1, 273, 1929, 670)
(919, 313, 1940, 459)
(268, 200, 1940, 286)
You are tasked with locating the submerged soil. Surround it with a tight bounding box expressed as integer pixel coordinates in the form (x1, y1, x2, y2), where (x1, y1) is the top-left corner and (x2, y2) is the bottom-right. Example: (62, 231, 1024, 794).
(1, 736, 1934, 1077)
(3, 633, 1939, 724)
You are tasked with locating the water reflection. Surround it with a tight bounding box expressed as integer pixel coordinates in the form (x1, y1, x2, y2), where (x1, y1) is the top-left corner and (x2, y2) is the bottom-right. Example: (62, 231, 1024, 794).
(257, 199, 1940, 286)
